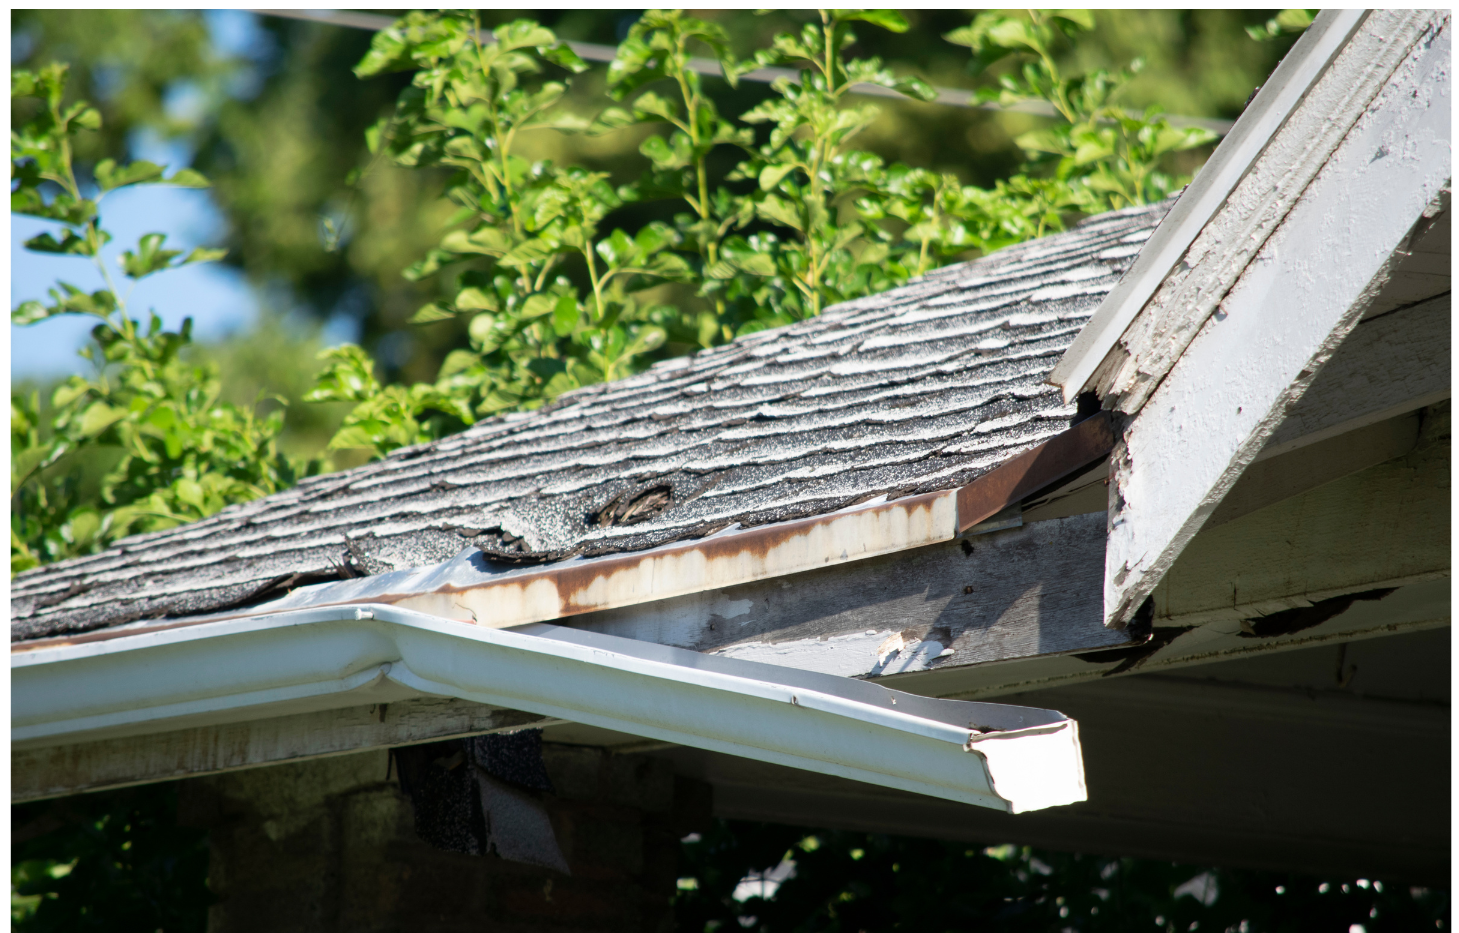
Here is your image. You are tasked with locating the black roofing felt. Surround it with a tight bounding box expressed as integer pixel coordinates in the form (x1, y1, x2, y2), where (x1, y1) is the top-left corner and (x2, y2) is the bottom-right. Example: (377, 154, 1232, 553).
(11, 201, 1169, 642)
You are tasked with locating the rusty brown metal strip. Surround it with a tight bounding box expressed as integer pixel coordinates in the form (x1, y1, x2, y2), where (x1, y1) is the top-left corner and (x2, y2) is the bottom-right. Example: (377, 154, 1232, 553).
(15, 418, 1116, 653)
(956, 412, 1116, 533)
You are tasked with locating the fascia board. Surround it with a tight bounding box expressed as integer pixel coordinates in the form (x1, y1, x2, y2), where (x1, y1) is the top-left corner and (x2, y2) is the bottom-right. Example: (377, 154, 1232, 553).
(1101, 17, 1452, 627)
(16, 415, 1117, 653)
(1046, 9, 1368, 403)
(11, 604, 1087, 815)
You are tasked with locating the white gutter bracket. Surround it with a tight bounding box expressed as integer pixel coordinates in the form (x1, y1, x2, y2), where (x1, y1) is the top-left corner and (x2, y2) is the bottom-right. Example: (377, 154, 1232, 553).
(12, 604, 1087, 815)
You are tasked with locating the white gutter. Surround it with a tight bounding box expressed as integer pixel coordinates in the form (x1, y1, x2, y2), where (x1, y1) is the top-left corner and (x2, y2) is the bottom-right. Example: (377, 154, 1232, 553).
(1046, 9, 1368, 403)
(12, 604, 1086, 814)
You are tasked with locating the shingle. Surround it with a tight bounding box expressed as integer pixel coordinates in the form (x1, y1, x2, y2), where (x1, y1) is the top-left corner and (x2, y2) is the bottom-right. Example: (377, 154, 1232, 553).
(10, 200, 1169, 642)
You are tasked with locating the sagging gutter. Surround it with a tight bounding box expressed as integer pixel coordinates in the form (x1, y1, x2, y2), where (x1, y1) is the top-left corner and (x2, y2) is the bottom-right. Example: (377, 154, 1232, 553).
(12, 603, 1086, 814)
(16, 413, 1118, 651)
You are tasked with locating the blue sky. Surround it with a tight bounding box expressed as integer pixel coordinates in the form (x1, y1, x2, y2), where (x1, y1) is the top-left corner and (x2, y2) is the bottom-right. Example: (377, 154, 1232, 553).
(10, 186, 259, 381)
(10, 11, 280, 382)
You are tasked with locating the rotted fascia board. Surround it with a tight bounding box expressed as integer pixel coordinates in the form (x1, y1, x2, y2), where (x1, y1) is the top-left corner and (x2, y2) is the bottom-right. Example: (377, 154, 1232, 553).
(15, 416, 1115, 652)
(1046, 9, 1368, 403)
(11, 604, 1087, 814)
(1102, 18, 1452, 627)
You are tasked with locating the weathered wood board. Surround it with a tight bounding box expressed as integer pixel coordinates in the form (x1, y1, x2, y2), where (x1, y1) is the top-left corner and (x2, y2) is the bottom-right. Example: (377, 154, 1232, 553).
(1155, 406, 1450, 624)
(12, 697, 551, 803)
(567, 511, 1132, 679)
(1265, 294, 1450, 456)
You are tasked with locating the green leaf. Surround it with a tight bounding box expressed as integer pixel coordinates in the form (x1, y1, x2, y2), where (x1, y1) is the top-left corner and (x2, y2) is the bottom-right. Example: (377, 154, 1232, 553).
(79, 401, 127, 437)
(468, 314, 498, 347)
(521, 293, 559, 319)
(756, 195, 804, 231)
(94, 159, 164, 192)
(174, 478, 205, 509)
(540, 42, 589, 74)
(587, 106, 637, 135)
(551, 293, 579, 336)
(500, 237, 558, 268)
(835, 10, 910, 33)
(623, 324, 666, 358)
(24, 230, 93, 256)
(632, 91, 678, 122)
(181, 246, 227, 265)
(889, 75, 937, 102)
(1048, 10, 1096, 32)
(723, 238, 777, 277)
(596, 229, 638, 266)
(120, 233, 183, 279)
(70, 106, 102, 131)
(759, 164, 798, 192)
(495, 20, 558, 52)
(12, 300, 51, 325)
(164, 168, 211, 188)
(454, 287, 499, 312)
(410, 303, 457, 324)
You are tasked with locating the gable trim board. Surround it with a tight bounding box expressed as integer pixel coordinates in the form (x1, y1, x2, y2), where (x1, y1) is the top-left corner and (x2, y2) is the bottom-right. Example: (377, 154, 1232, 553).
(11, 603, 1087, 814)
(1075, 11, 1450, 626)
(1045, 8, 1369, 402)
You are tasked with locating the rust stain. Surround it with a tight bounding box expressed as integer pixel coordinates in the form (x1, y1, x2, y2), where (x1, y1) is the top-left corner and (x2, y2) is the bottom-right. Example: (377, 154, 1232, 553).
(14, 418, 1116, 652)
(398, 489, 956, 627)
(956, 412, 1116, 533)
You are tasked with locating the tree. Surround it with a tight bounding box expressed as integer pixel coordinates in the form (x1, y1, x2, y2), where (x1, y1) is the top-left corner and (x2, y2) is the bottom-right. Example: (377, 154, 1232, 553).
(308, 8, 1215, 457)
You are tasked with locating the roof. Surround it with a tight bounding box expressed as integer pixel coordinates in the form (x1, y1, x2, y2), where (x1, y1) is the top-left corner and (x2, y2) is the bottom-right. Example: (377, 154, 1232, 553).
(11, 200, 1170, 642)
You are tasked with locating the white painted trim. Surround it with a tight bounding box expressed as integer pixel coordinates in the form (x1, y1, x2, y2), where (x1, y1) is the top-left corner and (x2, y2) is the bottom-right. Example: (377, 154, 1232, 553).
(1103, 19, 1451, 626)
(11, 604, 1087, 814)
(1047, 9, 1367, 403)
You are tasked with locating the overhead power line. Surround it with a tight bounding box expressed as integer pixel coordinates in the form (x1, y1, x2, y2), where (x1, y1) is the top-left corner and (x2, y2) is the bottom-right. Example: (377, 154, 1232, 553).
(252, 9, 1235, 135)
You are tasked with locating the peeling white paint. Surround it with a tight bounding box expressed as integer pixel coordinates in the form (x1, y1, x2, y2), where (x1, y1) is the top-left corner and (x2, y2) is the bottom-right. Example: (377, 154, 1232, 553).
(1104, 15, 1451, 626)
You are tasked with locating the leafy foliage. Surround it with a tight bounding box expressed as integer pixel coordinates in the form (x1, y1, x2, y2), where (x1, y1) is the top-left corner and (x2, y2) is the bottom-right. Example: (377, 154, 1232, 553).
(675, 820, 1451, 933)
(10, 64, 315, 572)
(1246, 10, 1318, 42)
(947, 10, 1217, 210)
(320, 8, 1217, 459)
(11, 785, 211, 932)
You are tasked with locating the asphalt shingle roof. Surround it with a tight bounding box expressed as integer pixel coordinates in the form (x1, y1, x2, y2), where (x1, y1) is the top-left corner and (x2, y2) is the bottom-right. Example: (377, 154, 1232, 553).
(11, 200, 1169, 642)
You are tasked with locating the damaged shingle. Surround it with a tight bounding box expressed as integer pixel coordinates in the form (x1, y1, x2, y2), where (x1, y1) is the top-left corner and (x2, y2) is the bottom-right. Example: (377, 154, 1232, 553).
(11, 201, 1170, 642)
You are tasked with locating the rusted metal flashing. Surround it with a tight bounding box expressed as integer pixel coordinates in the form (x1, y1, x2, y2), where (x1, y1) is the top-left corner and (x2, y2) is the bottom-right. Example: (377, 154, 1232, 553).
(13, 418, 1117, 653)
(956, 413, 1116, 533)
(393, 489, 957, 628)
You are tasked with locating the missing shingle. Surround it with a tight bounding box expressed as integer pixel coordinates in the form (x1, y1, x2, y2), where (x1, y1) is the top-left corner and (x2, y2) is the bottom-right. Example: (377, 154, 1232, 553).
(592, 484, 674, 528)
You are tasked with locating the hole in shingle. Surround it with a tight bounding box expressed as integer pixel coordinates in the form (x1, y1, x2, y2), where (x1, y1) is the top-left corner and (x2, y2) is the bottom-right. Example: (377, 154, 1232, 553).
(592, 484, 674, 528)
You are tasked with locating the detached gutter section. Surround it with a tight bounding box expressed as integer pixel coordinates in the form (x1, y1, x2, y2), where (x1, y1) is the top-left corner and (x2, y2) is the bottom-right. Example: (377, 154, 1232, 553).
(13, 604, 1085, 814)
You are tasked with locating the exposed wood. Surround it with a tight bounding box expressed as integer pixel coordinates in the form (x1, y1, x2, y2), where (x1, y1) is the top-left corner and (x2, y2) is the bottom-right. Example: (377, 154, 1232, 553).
(1264, 294, 1450, 457)
(1103, 20, 1452, 627)
(1204, 412, 1421, 528)
(954, 413, 1114, 533)
(1153, 407, 1450, 625)
(1024, 292, 1451, 525)
(568, 409, 1447, 685)
(12, 697, 551, 803)
(1021, 407, 1428, 530)
(567, 511, 1133, 679)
